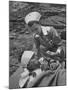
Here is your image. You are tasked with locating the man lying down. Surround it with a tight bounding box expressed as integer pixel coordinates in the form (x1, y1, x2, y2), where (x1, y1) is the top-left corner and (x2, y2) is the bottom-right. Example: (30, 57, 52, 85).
(19, 50, 66, 88)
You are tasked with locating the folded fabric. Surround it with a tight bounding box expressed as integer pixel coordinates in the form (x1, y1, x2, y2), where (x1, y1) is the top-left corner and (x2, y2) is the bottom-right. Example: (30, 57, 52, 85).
(19, 76, 29, 88)
(19, 68, 43, 88)
(26, 65, 66, 87)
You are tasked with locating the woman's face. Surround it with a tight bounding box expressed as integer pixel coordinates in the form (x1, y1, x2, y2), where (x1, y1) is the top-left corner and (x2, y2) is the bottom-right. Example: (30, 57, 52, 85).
(31, 23, 41, 34)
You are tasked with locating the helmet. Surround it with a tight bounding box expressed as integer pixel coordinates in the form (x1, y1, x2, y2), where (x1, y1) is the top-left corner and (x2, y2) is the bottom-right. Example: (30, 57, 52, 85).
(25, 11, 41, 24)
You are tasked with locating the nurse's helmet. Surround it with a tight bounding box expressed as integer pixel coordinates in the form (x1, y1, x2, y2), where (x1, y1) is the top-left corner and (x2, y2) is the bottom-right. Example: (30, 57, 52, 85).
(25, 11, 41, 24)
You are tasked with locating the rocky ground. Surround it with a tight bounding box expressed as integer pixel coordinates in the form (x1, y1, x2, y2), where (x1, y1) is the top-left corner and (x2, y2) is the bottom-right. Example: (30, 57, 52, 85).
(9, 1, 66, 76)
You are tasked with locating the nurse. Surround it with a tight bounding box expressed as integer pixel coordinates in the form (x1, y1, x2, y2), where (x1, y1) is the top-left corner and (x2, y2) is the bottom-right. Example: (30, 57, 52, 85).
(24, 11, 65, 62)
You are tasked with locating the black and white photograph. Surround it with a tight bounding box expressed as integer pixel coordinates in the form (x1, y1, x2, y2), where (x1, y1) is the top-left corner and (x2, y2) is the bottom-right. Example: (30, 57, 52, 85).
(9, 1, 66, 89)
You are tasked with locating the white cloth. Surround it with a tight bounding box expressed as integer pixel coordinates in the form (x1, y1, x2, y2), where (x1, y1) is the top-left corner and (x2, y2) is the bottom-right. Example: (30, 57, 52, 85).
(41, 26, 51, 35)
(19, 68, 29, 88)
(21, 68, 29, 78)
(19, 76, 29, 88)
(21, 51, 35, 67)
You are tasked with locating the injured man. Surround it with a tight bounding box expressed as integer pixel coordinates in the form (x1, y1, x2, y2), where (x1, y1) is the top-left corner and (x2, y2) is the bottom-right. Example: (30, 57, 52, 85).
(19, 50, 66, 88)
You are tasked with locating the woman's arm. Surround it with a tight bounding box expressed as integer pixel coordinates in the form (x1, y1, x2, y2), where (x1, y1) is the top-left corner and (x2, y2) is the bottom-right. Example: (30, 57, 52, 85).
(51, 27, 61, 45)
(46, 47, 62, 56)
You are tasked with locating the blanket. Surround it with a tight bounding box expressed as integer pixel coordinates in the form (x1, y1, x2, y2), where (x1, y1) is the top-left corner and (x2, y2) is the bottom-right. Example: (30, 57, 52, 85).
(25, 65, 66, 88)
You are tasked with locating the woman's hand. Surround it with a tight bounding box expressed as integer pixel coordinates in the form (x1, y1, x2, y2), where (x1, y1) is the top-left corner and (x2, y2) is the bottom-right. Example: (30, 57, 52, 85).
(46, 51, 57, 56)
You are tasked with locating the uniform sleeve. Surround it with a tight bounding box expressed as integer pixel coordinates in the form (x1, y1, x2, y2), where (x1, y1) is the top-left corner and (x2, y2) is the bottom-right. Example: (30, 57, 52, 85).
(51, 27, 61, 45)
(57, 69, 66, 86)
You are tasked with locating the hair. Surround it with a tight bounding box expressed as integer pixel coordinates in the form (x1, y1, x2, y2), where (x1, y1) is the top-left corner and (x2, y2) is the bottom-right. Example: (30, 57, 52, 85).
(28, 21, 40, 27)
